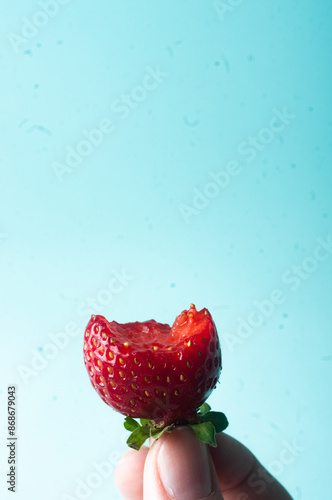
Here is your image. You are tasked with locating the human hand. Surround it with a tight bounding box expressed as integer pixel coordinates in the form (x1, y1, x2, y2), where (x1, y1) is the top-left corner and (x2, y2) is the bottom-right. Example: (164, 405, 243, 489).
(115, 427, 293, 499)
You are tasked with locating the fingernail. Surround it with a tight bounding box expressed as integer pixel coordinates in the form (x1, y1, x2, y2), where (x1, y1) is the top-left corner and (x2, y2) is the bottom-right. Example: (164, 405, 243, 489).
(157, 427, 213, 500)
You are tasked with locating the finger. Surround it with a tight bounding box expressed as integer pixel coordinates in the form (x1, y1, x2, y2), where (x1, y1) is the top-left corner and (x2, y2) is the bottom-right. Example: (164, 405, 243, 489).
(144, 426, 224, 500)
(114, 446, 149, 500)
(210, 433, 293, 500)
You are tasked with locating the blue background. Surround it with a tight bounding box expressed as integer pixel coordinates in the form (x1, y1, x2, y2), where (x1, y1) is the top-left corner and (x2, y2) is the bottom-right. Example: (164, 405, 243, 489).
(0, 1, 331, 499)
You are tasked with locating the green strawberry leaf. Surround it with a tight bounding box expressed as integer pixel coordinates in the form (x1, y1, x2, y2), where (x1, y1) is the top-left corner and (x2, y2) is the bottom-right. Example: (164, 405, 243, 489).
(150, 424, 175, 441)
(200, 411, 229, 433)
(126, 425, 150, 450)
(189, 421, 217, 447)
(140, 418, 151, 427)
(123, 416, 140, 432)
(123, 405, 229, 451)
(199, 403, 211, 415)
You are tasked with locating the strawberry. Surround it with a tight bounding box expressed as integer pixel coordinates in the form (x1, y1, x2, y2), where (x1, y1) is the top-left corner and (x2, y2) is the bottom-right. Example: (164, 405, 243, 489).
(83, 304, 228, 449)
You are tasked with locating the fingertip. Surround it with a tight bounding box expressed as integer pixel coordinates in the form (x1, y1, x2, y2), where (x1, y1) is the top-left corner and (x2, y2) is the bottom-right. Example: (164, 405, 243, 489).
(209, 432, 257, 490)
(210, 433, 292, 499)
(144, 426, 223, 500)
(114, 446, 149, 500)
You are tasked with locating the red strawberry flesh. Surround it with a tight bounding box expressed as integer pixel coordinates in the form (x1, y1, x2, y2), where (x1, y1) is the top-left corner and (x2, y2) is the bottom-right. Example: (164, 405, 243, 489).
(83, 304, 222, 426)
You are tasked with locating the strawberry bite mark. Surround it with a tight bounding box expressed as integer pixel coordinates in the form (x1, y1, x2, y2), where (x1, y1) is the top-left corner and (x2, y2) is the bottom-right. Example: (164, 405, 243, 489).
(83, 304, 228, 449)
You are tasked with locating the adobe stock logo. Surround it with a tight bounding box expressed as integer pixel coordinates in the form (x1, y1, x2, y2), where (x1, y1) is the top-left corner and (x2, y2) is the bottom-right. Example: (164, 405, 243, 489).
(7, 0, 71, 53)
(52, 64, 169, 182)
(243, 439, 305, 497)
(17, 268, 134, 385)
(223, 235, 332, 353)
(61, 450, 122, 500)
(179, 107, 296, 223)
(214, 0, 245, 22)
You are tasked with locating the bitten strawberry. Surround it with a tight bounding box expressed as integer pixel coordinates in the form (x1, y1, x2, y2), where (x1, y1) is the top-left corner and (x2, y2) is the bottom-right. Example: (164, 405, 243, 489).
(83, 304, 228, 449)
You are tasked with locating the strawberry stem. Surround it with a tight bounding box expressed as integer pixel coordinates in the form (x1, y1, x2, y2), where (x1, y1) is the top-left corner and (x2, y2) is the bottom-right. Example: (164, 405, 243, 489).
(124, 404, 229, 450)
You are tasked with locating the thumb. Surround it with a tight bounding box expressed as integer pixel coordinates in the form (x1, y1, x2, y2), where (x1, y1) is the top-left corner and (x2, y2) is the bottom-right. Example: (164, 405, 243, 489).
(143, 426, 224, 500)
